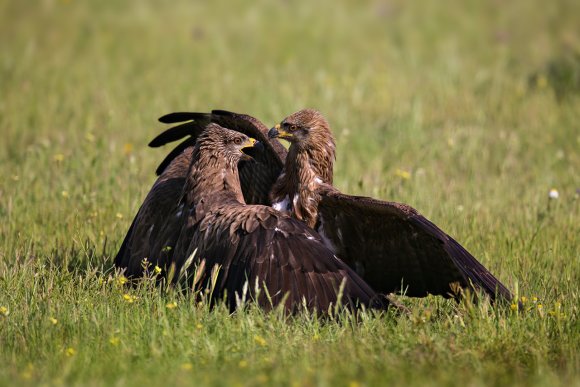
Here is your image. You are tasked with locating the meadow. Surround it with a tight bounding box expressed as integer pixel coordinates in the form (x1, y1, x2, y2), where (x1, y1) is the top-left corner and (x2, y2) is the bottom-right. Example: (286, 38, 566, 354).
(0, 0, 578, 385)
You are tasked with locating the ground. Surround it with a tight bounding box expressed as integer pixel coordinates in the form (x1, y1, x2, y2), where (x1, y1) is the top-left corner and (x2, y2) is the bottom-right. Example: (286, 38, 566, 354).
(0, 0, 578, 386)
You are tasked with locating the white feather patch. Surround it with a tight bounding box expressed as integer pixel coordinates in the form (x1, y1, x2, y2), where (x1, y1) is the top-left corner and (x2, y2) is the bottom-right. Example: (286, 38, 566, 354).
(175, 204, 184, 218)
(272, 195, 291, 212)
(317, 217, 337, 254)
(292, 194, 299, 208)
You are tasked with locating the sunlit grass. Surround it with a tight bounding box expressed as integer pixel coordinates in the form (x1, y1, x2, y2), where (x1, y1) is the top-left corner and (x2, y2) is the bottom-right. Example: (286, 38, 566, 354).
(0, 0, 578, 385)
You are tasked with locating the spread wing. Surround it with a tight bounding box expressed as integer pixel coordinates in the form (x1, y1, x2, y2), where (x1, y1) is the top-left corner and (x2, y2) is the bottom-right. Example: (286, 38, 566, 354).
(151, 110, 287, 205)
(316, 190, 513, 302)
(171, 206, 385, 314)
(114, 148, 192, 273)
(116, 110, 287, 272)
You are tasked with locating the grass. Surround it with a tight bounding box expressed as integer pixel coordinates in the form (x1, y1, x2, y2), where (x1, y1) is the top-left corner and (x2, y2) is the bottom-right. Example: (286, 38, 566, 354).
(0, 0, 579, 385)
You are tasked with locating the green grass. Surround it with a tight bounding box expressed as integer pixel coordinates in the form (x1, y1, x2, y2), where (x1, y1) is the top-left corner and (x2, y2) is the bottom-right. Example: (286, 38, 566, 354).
(0, 0, 578, 385)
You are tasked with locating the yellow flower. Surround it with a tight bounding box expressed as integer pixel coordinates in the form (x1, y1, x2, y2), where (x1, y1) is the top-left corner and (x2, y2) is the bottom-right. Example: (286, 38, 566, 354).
(53, 153, 65, 163)
(238, 360, 248, 368)
(123, 143, 134, 156)
(394, 168, 411, 180)
(196, 323, 203, 330)
(181, 363, 192, 371)
(115, 213, 124, 219)
(85, 132, 95, 142)
(0, 306, 8, 317)
(166, 301, 178, 309)
(510, 304, 518, 311)
(349, 381, 362, 387)
(154, 266, 162, 275)
(49, 317, 58, 325)
(20, 363, 34, 380)
(123, 294, 137, 303)
(520, 296, 527, 303)
(61, 190, 69, 199)
(65, 347, 76, 357)
(536, 75, 548, 89)
(537, 304, 543, 309)
(109, 337, 120, 346)
(117, 276, 128, 285)
(254, 335, 267, 347)
(532, 296, 538, 303)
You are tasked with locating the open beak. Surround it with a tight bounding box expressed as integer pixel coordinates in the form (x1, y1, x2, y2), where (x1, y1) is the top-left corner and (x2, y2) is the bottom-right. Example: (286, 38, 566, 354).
(241, 138, 262, 160)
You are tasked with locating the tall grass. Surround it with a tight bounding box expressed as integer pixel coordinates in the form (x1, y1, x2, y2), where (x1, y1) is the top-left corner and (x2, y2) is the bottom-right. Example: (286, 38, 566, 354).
(0, 0, 578, 385)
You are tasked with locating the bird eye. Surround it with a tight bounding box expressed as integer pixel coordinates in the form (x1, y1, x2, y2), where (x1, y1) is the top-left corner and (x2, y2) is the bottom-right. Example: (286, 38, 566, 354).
(290, 125, 297, 131)
(234, 137, 242, 145)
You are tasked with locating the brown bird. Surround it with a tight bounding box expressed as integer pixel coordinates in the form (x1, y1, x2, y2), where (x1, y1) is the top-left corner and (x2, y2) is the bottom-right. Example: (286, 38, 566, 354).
(117, 109, 512, 303)
(267, 110, 513, 301)
(118, 123, 386, 313)
(114, 111, 286, 273)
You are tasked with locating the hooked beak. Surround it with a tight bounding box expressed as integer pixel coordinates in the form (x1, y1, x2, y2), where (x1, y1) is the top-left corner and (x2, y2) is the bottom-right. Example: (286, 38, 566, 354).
(268, 123, 292, 140)
(268, 124, 280, 139)
(241, 138, 262, 160)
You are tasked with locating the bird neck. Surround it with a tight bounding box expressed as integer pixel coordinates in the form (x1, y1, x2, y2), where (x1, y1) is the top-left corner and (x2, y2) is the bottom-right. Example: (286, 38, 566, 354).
(185, 148, 244, 205)
(270, 138, 335, 228)
(286, 135, 335, 188)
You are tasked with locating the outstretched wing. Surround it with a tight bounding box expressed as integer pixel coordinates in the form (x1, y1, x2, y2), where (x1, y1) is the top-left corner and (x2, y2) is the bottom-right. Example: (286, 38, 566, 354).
(114, 148, 192, 273)
(316, 190, 512, 302)
(174, 206, 386, 314)
(116, 110, 287, 273)
(151, 110, 287, 205)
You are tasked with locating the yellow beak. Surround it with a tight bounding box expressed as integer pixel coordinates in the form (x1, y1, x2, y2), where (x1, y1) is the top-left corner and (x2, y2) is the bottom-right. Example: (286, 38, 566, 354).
(240, 138, 258, 159)
(243, 137, 256, 148)
(268, 123, 292, 140)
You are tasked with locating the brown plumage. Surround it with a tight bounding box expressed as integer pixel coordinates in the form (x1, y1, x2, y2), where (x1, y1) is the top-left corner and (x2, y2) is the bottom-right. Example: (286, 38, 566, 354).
(114, 110, 286, 270)
(116, 123, 386, 313)
(152, 110, 287, 205)
(114, 147, 192, 276)
(268, 110, 513, 302)
(117, 108, 513, 305)
(269, 109, 335, 227)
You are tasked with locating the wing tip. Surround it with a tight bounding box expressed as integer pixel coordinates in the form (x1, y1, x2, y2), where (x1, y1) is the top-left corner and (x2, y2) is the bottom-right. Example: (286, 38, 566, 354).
(158, 112, 210, 124)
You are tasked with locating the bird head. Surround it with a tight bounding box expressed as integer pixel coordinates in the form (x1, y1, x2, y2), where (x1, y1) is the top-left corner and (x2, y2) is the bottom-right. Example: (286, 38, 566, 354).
(199, 123, 259, 165)
(268, 109, 332, 147)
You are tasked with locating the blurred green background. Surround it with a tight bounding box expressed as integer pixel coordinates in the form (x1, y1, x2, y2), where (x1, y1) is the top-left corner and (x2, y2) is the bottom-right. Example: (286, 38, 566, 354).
(0, 0, 578, 385)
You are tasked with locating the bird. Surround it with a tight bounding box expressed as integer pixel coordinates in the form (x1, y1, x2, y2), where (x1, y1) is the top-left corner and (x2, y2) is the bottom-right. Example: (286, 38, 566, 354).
(141, 109, 513, 304)
(267, 109, 513, 302)
(117, 123, 387, 314)
(114, 110, 287, 273)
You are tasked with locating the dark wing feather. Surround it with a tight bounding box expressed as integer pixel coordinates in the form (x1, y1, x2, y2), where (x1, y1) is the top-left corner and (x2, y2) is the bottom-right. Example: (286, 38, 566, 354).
(114, 148, 192, 276)
(153, 138, 195, 176)
(149, 121, 205, 147)
(317, 190, 512, 302)
(158, 112, 209, 124)
(177, 207, 386, 314)
(151, 110, 287, 205)
(153, 110, 286, 167)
